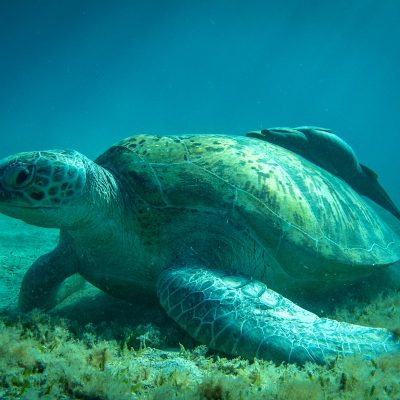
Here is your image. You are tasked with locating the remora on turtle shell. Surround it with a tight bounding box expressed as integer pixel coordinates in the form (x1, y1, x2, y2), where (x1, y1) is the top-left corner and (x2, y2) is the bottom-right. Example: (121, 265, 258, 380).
(246, 126, 400, 221)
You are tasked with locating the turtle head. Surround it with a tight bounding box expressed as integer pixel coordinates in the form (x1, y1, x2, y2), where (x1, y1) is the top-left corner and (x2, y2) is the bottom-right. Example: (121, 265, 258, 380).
(0, 149, 92, 228)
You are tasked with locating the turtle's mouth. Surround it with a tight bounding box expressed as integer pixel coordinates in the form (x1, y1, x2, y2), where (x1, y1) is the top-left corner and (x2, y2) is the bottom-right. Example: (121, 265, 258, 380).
(20, 205, 59, 209)
(2, 204, 59, 210)
(0, 201, 63, 228)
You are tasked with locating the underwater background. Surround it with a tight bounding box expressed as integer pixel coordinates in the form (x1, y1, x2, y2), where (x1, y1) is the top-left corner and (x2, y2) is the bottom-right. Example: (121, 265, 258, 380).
(0, 1, 400, 399)
(0, 0, 399, 205)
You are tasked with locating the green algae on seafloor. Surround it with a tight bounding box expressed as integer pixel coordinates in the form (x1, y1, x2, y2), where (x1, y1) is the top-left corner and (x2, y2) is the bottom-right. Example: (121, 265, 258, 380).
(0, 310, 399, 400)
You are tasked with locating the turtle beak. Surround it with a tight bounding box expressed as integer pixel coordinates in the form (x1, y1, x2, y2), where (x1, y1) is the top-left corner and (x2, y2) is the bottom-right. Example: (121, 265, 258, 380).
(0, 159, 13, 204)
(0, 182, 11, 202)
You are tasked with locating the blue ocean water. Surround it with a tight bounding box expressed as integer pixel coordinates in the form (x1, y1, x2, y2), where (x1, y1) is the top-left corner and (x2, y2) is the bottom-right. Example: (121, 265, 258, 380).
(1, 3, 400, 397)
(0, 0, 399, 206)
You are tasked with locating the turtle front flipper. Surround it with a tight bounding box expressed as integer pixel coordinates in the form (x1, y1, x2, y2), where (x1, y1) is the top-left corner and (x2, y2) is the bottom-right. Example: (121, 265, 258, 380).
(157, 266, 400, 364)
(19, 235, 81, 312)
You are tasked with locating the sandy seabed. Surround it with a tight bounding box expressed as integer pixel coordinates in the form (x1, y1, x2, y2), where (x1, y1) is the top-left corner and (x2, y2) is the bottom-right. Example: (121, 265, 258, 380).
(0, 214, 399, 400)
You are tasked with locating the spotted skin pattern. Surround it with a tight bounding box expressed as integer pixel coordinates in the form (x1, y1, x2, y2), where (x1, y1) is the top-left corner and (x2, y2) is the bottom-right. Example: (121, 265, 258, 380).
(0, 132, 399, 365)
(0, 149, 86, 208)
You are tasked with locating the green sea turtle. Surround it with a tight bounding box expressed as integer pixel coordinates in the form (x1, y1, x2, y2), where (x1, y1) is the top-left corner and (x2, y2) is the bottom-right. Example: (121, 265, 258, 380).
(0, 132, 399, 364)
(247, 126, 400, 221)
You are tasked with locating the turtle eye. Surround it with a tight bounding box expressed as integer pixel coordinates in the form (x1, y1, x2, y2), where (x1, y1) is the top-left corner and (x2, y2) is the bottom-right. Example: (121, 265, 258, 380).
(3, 164, 35, 188)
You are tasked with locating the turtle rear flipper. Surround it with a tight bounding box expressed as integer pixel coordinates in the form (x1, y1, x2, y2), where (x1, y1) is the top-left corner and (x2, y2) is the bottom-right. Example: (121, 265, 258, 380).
(19, 236, 81, 311)
(157, 266, 400, 364)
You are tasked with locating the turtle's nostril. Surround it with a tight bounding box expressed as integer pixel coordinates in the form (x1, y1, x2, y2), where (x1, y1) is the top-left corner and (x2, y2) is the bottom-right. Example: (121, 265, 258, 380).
(0, 182, 11, 201)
